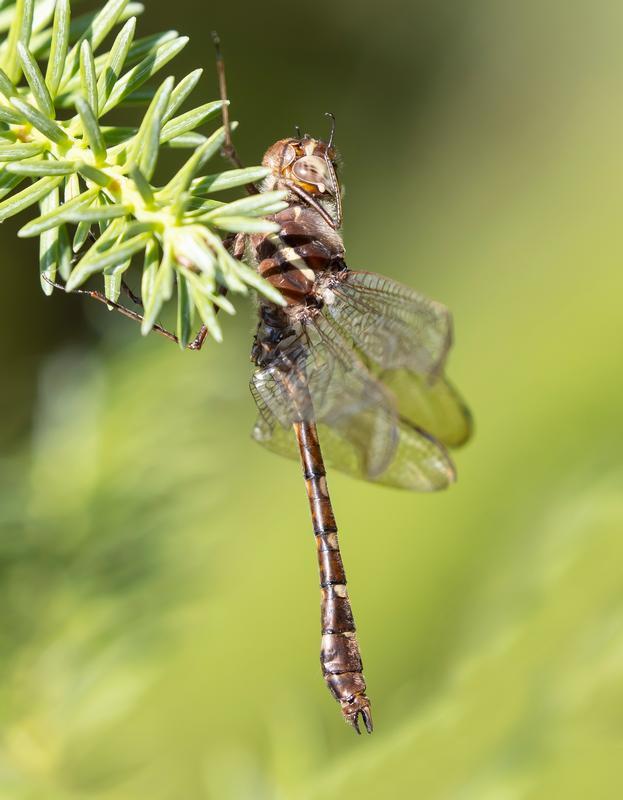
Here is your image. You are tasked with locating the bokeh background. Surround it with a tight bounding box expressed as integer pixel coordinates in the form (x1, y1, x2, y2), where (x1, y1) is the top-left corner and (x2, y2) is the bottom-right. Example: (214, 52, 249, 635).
(1, 1, 623, 798)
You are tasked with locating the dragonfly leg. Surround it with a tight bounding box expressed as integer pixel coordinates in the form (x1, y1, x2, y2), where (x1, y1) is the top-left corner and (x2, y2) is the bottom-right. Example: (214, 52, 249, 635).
(41, 277, 213, 350)
(121, 278, 142, 307)
(294, 420, 373, 734)
(188, 325, 208, 351)
(114, 277, 223, 351)
(188, 284, 230, 351)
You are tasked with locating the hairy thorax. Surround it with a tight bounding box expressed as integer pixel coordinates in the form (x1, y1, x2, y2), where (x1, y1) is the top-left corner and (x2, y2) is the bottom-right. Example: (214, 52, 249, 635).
(247, 204, 345, 306)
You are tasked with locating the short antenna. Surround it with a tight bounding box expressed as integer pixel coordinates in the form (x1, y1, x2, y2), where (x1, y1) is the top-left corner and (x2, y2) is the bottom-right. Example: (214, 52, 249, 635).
(325, 112, 336, 148)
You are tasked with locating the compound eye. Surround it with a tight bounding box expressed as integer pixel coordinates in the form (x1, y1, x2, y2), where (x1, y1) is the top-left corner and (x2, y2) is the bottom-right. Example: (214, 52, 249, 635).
(280, 144, 297, 170)
(292, 155, 331, 192)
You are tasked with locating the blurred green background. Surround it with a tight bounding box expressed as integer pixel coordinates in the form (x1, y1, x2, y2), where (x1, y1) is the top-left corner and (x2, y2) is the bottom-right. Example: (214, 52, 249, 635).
(1, 1, 623, 798)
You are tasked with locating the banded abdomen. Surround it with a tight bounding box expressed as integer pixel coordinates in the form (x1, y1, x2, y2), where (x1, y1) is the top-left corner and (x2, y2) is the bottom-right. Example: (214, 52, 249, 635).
(295, 419, 373, 734)
(249, 204, 345, 304)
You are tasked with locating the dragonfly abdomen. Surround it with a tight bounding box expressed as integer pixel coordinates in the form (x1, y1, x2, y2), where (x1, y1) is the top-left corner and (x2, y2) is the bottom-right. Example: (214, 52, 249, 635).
(295, 420, 373, 734)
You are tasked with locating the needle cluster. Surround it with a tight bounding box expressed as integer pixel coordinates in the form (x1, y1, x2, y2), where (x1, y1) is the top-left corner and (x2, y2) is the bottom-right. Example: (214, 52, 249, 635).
(0, 0, 287, 345)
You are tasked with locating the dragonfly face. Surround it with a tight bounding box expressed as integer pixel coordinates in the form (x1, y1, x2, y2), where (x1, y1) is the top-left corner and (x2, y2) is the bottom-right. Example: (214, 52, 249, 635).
(261, 137, 343, 229)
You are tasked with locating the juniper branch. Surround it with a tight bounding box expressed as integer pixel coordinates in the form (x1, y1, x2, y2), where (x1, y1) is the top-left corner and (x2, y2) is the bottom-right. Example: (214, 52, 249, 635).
(0, 0, 286, 347)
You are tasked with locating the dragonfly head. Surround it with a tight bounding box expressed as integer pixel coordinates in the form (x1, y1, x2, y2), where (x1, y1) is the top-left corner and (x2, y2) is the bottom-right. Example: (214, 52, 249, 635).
(261, 122, 343, 229)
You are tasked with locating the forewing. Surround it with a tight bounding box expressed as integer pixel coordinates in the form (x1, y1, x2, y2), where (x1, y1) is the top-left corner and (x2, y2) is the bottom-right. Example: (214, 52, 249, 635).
(320, 270, 472, 448)
(322, 270, 452, 376)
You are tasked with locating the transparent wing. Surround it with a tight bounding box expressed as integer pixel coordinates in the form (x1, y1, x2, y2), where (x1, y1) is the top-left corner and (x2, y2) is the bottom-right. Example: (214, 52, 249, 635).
(252, 406, 456, 492)
(380, 369, 473, 448)
(322, 270, 453, 376)
(251, 315, 456, 491)
(320, 270, 473, 448)
(251, 316, 397, 479)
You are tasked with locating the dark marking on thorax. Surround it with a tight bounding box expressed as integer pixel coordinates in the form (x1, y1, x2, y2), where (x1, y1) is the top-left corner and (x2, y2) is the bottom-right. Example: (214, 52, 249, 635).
(249, 205, 345, 305)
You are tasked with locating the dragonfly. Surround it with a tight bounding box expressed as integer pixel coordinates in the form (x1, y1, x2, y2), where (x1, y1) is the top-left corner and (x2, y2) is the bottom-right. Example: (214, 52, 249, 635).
(233, 126, 472, 734)
(50, 40, 472, 735)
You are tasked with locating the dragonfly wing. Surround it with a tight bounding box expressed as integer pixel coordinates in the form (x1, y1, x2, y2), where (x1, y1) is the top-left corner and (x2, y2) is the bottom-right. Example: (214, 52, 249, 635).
(251, 317, 397, 479)
(320, 270, 473, 448)
(322, 270, 453, 376)
(380, 369, 473, 448)
(323, 416, 456, 491)
(251, 315, 456, 491)
(252, 407, 456, 492)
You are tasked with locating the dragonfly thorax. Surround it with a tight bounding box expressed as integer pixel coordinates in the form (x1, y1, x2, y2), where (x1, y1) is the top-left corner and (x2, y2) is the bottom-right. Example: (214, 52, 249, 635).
(249, 202, 345, 306)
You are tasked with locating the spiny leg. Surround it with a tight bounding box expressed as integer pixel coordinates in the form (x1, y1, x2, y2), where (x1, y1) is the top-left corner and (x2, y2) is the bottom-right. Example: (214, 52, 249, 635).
(42, 277, 216, 351)
(119, 277, 209, 349)
(121, 278, 142, 308)
(64, 234, 205, 347)
(188, 324, 209, 351)
(118, 276, 208, 350)
(294, 419, 373, 734)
